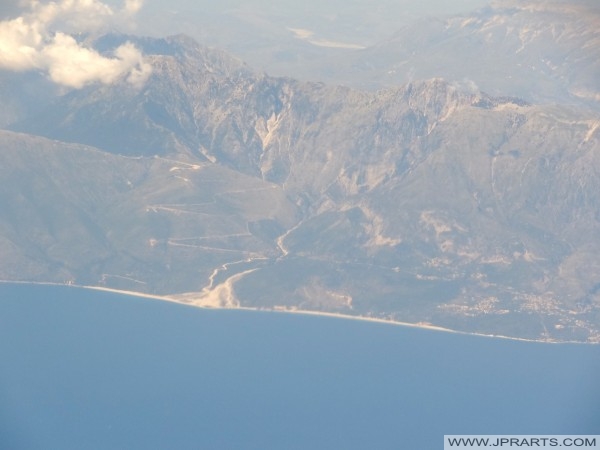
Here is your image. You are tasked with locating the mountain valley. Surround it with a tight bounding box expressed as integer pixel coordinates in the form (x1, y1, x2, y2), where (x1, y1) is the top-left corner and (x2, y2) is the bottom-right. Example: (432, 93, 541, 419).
(1, 1, 599, 342)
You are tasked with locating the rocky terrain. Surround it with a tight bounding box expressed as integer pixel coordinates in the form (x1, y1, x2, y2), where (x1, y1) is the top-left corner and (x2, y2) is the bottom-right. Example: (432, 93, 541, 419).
(1, 1, 599, 342)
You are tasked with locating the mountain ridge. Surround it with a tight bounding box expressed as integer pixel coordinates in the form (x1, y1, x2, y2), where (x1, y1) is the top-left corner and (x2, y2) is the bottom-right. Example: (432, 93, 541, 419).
(1, 23, 599, 342)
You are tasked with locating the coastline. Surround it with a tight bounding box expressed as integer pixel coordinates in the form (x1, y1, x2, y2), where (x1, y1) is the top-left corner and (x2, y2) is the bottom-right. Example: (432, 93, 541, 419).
(0, 279, 588, 344)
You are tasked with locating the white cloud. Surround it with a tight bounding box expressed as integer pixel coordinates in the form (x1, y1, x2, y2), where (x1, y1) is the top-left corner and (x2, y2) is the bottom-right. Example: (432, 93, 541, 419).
(124, 0, 143, 14)
(0, 0, 151, 88)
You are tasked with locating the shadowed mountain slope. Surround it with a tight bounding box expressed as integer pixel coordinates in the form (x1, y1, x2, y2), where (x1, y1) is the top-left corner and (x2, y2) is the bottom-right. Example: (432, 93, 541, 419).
(2, 24, 600, 342)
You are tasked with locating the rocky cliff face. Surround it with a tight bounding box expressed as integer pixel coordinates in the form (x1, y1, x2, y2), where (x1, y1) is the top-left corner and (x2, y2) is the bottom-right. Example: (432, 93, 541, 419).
(2, 25, 600, 342)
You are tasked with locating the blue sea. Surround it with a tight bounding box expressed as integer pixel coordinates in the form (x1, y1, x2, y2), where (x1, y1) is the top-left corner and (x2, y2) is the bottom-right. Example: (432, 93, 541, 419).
(0, 283, 599, 449)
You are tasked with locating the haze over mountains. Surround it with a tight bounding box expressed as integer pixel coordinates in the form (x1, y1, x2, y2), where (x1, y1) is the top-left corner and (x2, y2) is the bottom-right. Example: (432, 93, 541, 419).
(283, 0, 600, 104)
(1, 0, 599, 342)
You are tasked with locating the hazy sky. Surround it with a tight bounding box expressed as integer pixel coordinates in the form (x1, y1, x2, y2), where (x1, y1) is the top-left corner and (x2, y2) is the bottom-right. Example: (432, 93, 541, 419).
(0, 1, 493, 39)
(0, 0, 493, 86)
(132, 0, 493, 16)
(133, 0, 493, 40)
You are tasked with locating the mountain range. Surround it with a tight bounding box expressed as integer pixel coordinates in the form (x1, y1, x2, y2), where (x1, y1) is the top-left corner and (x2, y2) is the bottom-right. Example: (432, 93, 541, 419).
(1, 0, 599, 342)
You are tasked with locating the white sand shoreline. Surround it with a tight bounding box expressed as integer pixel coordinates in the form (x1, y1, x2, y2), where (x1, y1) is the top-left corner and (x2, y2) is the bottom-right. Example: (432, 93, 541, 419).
(0, 280, 585, 344)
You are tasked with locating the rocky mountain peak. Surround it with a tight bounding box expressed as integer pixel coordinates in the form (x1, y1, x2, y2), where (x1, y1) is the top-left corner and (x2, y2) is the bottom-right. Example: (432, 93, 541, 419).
(2, 25, 599, 342)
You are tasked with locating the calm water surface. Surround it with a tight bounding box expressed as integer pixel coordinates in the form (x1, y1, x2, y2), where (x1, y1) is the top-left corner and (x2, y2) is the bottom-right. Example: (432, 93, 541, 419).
(1, 283, 599, 449)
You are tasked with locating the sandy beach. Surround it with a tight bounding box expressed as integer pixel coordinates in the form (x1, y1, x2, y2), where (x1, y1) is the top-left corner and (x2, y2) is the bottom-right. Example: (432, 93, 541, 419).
(0, 280, 563, 343)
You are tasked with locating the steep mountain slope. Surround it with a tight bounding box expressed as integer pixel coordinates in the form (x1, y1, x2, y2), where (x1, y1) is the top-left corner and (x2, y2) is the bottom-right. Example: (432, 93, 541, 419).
(0, 72, 58, 128)
(2, 26, 600, 341)
(0, 130, 297, 296)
